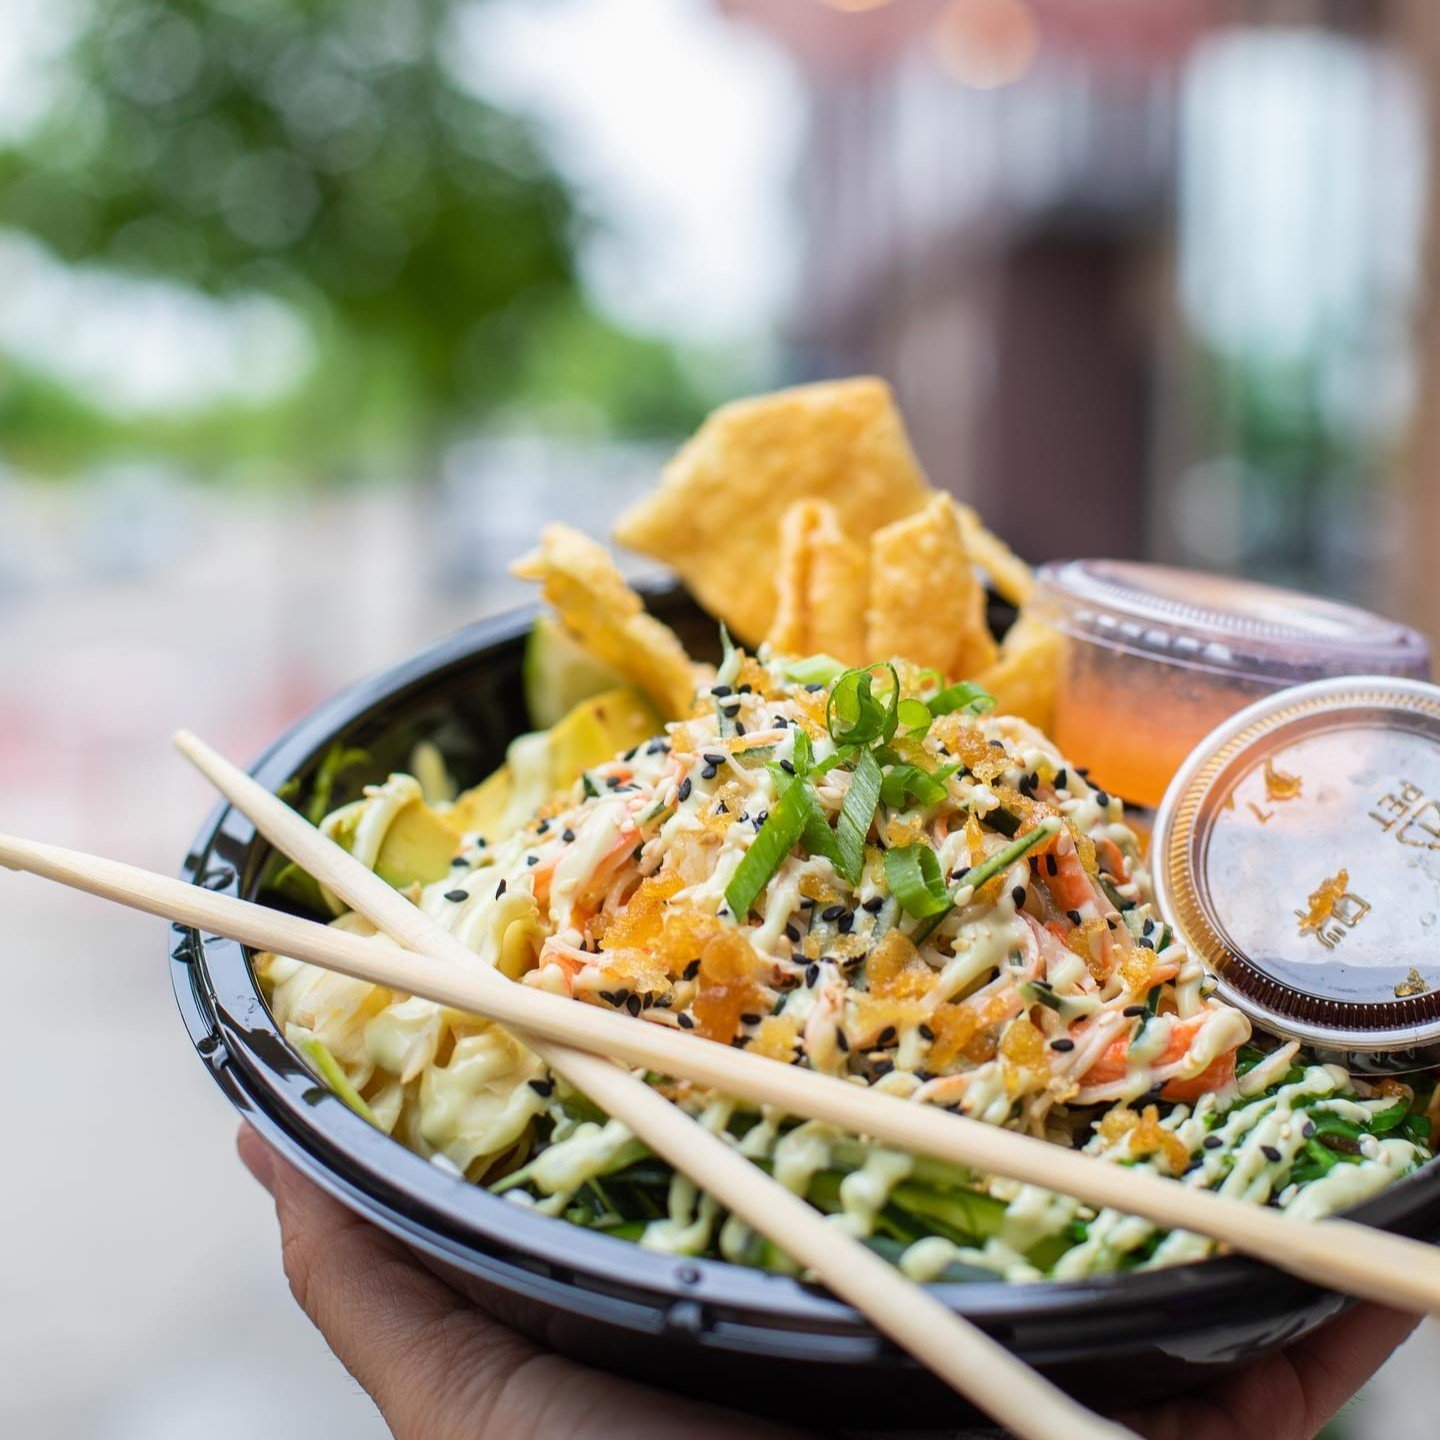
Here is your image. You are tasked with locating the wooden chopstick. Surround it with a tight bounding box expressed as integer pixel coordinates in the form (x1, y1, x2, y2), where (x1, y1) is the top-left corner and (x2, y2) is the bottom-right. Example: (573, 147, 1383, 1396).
(8, 817, 1440, 1323)
(165, 731, 1134, 1440)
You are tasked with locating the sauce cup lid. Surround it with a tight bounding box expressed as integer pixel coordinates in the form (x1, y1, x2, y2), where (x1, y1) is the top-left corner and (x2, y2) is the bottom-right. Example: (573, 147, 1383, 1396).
(1152, 675, 1440, 1070)
(1034, 560, 1429, 684)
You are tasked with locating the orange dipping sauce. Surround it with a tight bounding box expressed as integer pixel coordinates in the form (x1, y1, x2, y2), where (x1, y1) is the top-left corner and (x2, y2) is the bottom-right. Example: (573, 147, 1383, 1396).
(1031, 561, 1429, 810)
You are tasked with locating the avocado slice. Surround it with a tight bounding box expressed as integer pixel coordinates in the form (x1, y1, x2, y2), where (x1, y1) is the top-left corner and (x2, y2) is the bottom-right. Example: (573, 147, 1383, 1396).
(524, 613, 629, 728)
(449, 686, 663, 842)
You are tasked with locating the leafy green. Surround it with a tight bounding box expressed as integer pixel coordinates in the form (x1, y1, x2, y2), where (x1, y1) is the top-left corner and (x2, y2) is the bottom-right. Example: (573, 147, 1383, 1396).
(826, 665, 901, 748)
(725, 775, 811, 917)
(927, 681, 997, 718)
(783, 654, 849, 686)
(834, 748, 882, 884)
(885, 844, 952, 919)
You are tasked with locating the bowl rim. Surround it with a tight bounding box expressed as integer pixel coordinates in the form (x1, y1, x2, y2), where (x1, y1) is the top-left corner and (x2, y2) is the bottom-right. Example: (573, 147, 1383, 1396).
(171, 593, 1440, 1353)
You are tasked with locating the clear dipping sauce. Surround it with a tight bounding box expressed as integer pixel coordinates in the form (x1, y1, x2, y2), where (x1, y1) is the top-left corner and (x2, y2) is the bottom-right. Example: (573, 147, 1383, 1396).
(1031, 560, 1430, 808)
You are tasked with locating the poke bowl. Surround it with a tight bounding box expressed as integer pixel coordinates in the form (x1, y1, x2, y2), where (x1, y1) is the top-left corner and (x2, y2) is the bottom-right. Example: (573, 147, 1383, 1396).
(172, 587, 1440, 1431)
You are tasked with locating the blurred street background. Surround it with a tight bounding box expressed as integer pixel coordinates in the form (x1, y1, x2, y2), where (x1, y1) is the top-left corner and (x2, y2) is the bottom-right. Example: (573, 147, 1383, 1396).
(2, 0, 1439, 1435)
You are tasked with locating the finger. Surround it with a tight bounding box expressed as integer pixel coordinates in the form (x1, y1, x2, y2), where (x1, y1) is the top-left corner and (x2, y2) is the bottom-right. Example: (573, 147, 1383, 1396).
(1121, 1300, 1419, 1440)
(238, 1125, 540, 1438)
(1278, 1301, 1419, 1435)
(237, 1126, 814, 1440)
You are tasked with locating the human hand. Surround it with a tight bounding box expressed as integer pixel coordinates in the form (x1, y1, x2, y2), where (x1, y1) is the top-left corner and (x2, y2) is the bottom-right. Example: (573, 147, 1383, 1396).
(238, 1125, 1415, 1440)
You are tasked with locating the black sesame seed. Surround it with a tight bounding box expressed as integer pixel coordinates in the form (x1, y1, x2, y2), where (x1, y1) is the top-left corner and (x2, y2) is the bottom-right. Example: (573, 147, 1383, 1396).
(1260, 1145, 1282, 1163)
(734, 722, 746, 736)
(1045, 855, 1058, 876)
(1050, 1038, 1076, 1052)
(950, 866, 970, 883)
(740, 1012, 762, 1025)
(1011, 886, 1027, 907)
(1302, 1121, 1316, 1138)
(988, 739, 1005, 749)
(703, 753, 726, 766)
(738, 683, 753, 694)
(1054, 769, 1068, 790)
(752, 810, 768, 828)
(537, 819, 551, 834)
(821, 904, 844, 922)
(494, 879, 507, 899)
(677, 777, 692, 802)
(877, 1026, 897, 1046)
(623, 745, 639, 762)
(1094, 789, 1111, 807)
(1203, 1135, 1224, 1150)
(562, 828, 575, 843)
(862, 895, 885, 913)
(701, 764, 718, 780)
(683, 959, 702, 980)
(1066, 909, 1082, 925)
(526, 855, 539, 866)
(677, 1013, 695, 1029)
(800, 897, 816, 909)
(805, 682, 824, 692)
(804, 962, 819, 987)
(626, 994, 642, 1017)
(450, 856, 468, 867)
(836, 911, 854, 934)
(834, 1027, 849, 1052)
(527, 1078, 554, 1096)
(780, 759, 796, 775)
(1122, 1004, 1147, 1017)
(918, 1023, 936, 1042)
(720, 701, 741, 715)
(711, 684, 732, 697)
(872, 1060, 894, 1076)
(444, 889, 468, 903)
(785, 923, 801, 943)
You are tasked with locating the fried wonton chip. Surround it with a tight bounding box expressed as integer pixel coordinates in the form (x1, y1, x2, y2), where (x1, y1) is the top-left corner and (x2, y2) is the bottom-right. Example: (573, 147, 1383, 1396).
(512, 524, 705, 719)
(972, 612, 1061, 730)
(766, 500, 869, 665)
(954, 502, 1033, 608)
(613, 377, 932, 645)
(866, 494, 998, 679)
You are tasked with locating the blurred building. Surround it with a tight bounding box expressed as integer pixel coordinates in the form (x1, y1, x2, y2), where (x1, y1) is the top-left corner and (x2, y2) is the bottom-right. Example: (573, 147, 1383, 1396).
(725, 0, 1426, 618)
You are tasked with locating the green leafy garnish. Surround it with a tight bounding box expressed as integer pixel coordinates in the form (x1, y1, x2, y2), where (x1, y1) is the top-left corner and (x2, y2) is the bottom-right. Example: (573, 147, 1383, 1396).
(827, 664, 900, 748)
(911, 818, 1061, 942)
(880, 761, 958, 810)
(835, 748, 882, 884)
(725, 775, 812, 917)
(897, 697, 934, 734)
(885, 843, 952, 919)
(783, 654, 848, 686)
(927, 681, 996, 718)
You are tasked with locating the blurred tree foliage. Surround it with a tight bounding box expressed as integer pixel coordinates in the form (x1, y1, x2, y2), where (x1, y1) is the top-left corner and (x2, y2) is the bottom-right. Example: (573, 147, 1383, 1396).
(0, 0, 705, 476)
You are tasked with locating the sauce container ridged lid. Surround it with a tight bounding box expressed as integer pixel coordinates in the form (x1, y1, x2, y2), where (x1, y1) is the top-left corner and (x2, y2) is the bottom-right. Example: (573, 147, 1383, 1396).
(1031, 560, 1430, 809)
(1152, 676, 1440, 1071)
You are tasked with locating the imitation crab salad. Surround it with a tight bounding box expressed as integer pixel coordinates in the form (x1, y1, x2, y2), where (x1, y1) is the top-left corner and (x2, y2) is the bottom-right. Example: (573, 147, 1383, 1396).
(259, 379, 1435, 1285)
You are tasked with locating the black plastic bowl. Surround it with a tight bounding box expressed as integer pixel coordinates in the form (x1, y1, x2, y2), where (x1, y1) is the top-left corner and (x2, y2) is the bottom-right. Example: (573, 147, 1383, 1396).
(173, 593, 1440, 1430)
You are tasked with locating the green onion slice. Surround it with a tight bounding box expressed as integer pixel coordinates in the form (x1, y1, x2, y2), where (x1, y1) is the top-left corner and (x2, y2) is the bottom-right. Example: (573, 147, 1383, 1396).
(783, 653, 848, 686)
(835, 747, 881, 884)
(885, 843, 952, 918)
(897, 697, 934, 734)
(927, 681, 996, 718)
(911, 817, 1062, 942)
(880, 762, 957, 810)
(827, 664, 900, 747)
(725, 775, 811, 917)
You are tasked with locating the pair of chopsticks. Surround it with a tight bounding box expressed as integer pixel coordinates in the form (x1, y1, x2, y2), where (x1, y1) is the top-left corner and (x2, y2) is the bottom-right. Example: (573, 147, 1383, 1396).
(3, 737, 1437, 1438)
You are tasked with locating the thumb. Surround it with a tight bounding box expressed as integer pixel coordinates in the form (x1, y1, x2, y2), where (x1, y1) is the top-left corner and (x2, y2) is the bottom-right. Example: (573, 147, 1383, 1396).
(238, 1124, 540, 1439)
(237, 1126, 812, 1440)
